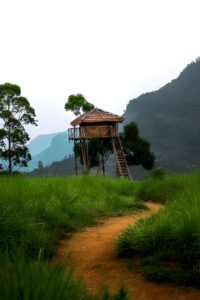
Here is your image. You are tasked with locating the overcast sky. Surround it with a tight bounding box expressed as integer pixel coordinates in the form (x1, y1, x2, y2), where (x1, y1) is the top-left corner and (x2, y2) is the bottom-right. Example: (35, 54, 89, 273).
(1, 0, 200, 140)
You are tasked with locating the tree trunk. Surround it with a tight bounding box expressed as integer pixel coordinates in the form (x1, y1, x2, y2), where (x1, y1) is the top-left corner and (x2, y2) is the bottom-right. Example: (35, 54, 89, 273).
(8, 122, 12, 175)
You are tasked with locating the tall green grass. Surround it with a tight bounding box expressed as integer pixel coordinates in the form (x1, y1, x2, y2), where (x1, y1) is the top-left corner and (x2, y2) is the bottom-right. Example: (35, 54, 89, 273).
(0, 175, 142, 299)
(0, 250, 128, 300)
(134, 172, 200, 203)
(0, 175, 144, 258)
(116, 172, 200, 287)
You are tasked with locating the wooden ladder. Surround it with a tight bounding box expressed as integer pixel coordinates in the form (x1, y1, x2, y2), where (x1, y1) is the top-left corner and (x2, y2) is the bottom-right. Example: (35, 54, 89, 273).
(112, 136, 131, 180)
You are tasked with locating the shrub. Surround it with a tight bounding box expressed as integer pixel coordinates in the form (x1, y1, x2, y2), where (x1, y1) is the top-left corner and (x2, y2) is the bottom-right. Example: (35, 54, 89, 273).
(151, 167, 166, 180)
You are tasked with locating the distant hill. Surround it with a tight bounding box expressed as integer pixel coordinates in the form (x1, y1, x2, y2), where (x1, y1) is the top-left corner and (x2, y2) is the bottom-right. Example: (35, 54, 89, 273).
(29, 155, 77, 176)
(25, 132, 73, 171)
(28, 133, 58, 157)
(123, 57, 200, 173)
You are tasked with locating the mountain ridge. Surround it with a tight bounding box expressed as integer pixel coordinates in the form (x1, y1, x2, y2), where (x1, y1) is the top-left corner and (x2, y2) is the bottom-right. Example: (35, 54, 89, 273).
(123, 57, 200, 172)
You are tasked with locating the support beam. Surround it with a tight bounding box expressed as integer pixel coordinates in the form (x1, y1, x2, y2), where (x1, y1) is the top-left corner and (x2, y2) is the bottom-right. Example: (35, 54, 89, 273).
(80, 140, 87, 173)
(73, 127, 78, 176)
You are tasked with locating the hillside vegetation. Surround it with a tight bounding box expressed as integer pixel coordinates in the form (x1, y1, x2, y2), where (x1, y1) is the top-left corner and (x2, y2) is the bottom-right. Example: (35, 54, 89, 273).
(123, 58, 200, 173)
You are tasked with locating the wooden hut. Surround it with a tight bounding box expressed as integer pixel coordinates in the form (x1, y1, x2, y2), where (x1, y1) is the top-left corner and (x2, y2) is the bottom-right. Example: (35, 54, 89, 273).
(68, 108, 131, 179)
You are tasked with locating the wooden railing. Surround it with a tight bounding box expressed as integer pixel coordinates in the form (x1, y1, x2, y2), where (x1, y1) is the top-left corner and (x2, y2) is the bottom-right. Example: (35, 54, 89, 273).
(68, 126, 118, 140)
(68, 128, 80, 139)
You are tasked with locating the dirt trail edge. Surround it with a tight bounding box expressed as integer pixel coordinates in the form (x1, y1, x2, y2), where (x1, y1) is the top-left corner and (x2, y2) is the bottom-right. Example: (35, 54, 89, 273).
(57, 202, 200, 300)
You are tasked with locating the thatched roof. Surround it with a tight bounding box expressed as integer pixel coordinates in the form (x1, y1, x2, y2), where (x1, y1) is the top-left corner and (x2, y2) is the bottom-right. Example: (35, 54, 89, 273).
(71, 108, 124, 126)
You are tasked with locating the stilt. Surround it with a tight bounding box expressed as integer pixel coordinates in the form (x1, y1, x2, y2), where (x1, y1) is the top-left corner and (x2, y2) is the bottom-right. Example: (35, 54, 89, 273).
(80, 141, 87, 173)
(74, 139, 78, 176)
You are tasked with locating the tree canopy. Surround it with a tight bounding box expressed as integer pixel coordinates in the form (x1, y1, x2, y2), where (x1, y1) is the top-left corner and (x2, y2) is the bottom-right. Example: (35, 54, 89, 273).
(64, 93, 95, 116)
(120, 121, 155, 170)
(0, 83, 37, 174)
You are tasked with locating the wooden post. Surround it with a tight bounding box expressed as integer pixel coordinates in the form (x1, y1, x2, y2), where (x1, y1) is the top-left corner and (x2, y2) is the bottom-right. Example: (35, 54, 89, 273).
(81, 140, 87, 173)
(86, 140, 89, 173)
(73, 127, 78, 176)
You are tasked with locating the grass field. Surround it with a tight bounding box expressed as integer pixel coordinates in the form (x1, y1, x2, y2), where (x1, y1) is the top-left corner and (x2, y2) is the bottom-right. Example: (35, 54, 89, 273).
(116, 171, 200, 287)
(2, 171, 200, 298)
(0, 175, 145, 300)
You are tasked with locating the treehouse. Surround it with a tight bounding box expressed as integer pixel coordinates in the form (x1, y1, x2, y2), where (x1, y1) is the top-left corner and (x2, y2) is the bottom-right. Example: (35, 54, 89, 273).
(68, 108, 124, 140)
(68, 108, 131, 179)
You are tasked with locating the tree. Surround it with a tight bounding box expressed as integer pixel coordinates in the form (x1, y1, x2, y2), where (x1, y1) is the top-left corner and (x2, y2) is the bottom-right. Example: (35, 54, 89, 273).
(65, 93, 95, 175)
(37, 160, 44, 169)
(120, 122, 155, 170)
(0, 83, 37, 174)
(64, 93, 95, 116)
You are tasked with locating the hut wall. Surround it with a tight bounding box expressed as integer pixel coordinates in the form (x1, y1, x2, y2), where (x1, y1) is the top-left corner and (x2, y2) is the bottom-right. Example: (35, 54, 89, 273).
(79, 123, 117, 138)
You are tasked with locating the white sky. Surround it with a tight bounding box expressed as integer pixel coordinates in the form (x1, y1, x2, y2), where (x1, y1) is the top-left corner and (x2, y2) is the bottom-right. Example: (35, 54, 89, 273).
(1, 0, 200, 140)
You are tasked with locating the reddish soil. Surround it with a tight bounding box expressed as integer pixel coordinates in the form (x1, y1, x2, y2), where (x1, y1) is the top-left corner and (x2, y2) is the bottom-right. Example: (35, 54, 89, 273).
(57, 203, 200, 299)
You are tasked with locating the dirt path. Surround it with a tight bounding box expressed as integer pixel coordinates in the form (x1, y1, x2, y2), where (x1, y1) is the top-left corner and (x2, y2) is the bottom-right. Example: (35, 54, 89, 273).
(57, 203, 200, 300)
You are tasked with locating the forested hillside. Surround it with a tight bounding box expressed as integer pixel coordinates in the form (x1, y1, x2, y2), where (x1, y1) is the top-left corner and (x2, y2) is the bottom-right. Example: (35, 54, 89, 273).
(123, 58, 200, 172)
(29, 155, 77, 176)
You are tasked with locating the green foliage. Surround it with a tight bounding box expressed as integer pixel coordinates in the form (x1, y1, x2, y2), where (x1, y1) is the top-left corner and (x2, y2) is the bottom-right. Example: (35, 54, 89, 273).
(0, 83, 37, 173)
(115, 172, 200, 287)
(65, 94, 95, 116)
(120, 122, 155, 170)
(135, 172, 187, 203)
(150, 167, 166, 180)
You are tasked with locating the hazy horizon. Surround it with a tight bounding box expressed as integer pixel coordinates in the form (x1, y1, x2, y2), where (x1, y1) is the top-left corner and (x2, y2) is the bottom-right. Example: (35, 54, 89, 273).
(1, 0, 200, 140)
